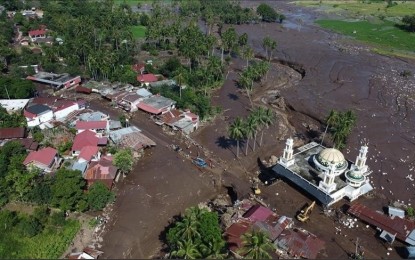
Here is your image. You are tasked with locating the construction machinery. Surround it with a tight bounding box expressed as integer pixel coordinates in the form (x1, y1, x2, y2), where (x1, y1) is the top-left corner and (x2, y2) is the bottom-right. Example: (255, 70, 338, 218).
(297, 201, 316, 222)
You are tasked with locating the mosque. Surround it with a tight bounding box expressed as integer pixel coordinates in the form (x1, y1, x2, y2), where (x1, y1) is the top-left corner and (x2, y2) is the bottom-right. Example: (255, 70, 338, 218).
(272, 138, 373, 206)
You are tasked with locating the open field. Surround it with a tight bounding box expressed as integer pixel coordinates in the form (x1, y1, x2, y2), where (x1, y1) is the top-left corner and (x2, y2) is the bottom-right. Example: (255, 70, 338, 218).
(130, 25, 146, 39)
(316, 19, 415, 53)
(295, 0, 415, 18)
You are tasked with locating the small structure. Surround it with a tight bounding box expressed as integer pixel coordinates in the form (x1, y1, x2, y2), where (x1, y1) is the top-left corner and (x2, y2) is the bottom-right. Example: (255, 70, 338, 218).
(0, 127, 26, 140)
(109, 126, 156, 151)
(159, 109, 199, 134)
(136, 88, 152, 98)
(23, 147, 59, 173)
(137, 95, 176, 115)
(118, 93, 141, 112)
(0, 99, 30, 113)
(275, 228, 325, 259)
(75, 85, 92, 94)
(78, 146, 100, 162)
(19, 37, 30, 46)
(12, 138, 39, 151)
(53, 100, 80, 121)
(84, 156, 118, 189)
(137, 73, 158, 85)
(348, 203, 415, 245)
(273, 139, 373, 207)
(67, 246, 103, 259)
(389, 206, 406, 219)
(75, 120, 108, 134)
(28, 28, 46, 42)
(26, 72, 81, 89)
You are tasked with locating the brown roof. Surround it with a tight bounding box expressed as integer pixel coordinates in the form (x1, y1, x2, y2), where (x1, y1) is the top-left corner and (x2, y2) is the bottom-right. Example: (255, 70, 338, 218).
(84, 157, 118, 181)
(122, 93, 141, 103)
(160, 109, 182, 125)
(276, 228, 325, 259)
(225, 219, 253, 253)
(0, 127, 26, 140)
(119, 131, 156, 150)
(348, 203, 415, 242)
(14, 138, 39, 151)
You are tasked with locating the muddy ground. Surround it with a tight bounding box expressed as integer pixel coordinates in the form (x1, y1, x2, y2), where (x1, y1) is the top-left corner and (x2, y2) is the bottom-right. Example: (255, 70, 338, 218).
(92, 1, 415, 259)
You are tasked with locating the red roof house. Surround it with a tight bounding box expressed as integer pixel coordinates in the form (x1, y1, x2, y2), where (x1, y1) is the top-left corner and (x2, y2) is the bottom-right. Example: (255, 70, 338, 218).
(275, 228, 325, 259)
(78, 146, 100, 162)
(76, 121, 108, 133)
(23, 147, 58, 172)
(137, 73, 158, 84)
(28, 29, 46, 39)
(72, 130, 100, 155)
(84, 156, 118, 189)
(243, 204, 275, 222)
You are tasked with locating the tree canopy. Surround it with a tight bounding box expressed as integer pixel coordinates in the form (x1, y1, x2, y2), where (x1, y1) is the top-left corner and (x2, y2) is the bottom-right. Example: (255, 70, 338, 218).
(87, 182, 115, 211)
(0, 106, 27, 128)
(114, 148, 134, 174)
(51, 168, 86, 211)
(257, 3, 279, 23)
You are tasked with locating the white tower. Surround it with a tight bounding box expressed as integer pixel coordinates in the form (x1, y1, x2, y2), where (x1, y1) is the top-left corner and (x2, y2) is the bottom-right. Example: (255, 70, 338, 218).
(345, 145, 370, 188)
(319, 163, 338, 193)
(279, 138, 295, 167)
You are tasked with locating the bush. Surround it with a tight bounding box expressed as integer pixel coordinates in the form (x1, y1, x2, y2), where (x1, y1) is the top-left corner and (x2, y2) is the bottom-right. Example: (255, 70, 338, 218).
(87, 182, 115, 211)
(257, 3, 279, 22)
(17, 216, 43, 237)
(407, 206, 415, 217)
(49, 211, 66, 227)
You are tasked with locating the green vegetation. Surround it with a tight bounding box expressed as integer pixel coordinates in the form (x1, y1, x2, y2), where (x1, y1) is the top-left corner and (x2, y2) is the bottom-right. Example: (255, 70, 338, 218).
(0, 209, 80, 258)
(87, 182, 115, 211)
(257, 3, 284, 23)
(324, 109, 357, 149)
(167, 207, 227, 259)
(295, 0, 415, 17)
(238, 230, 276, 259)
(114, 148, 134, 174)
(130, 25, 147, 39)
(0, 76, 35, 99)
(51, 168, 86, 211)
(0, 107, 27, 128)
(316, 19, 415, 53)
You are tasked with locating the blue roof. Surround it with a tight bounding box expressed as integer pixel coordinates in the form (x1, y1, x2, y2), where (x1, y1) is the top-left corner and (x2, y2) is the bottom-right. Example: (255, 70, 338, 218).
(72, 161, 88, 175)
(272, 164, 334, 206)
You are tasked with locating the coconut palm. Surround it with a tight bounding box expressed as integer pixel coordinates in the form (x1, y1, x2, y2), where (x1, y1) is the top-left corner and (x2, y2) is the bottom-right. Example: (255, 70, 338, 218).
(243, 117, 257, 156)
(170, 240, 202, 259)
(200, 239, 228, 259)
(229, 117, 245, 158)
(241, 46, 254, 68)
(321, 109, 339, 145)
(251, 108, 265, 151)
(259, 108, 274, 147)
(175, 217, 200, 242)
(238, 231, 275, 259)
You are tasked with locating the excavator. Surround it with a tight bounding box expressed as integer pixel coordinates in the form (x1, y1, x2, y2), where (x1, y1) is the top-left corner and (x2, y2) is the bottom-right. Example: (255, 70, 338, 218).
(296, 201, 316, 222)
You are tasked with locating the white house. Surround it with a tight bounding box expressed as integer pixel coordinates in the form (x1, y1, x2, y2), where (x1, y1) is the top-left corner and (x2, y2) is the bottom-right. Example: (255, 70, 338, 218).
(54, 101, 80, 121)
(24, 104, 54, 127)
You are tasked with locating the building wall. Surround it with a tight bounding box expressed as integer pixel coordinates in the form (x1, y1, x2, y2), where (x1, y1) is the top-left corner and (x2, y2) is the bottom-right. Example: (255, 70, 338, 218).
(38, 110, 54, 123)
(63, 76, 81, 88)
(54, 104, 79, 120)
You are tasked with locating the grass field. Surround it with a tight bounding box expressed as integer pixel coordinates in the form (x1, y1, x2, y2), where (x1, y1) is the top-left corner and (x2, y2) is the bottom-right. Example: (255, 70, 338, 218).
(295, 1, 415, 18)
(130, 25, 146, 39)
(316, 19, 415, 53)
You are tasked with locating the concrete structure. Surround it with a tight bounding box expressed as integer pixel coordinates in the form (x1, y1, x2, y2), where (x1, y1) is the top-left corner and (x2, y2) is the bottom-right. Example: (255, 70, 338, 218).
(54, 101, 79, 121)
(78, 111, 109, 122)
(0, 99, 29, 113)
(26, 72, 81, 89)
(118, 93, 141, 112)
(273, 140, 373, 207)
(137, 95, 176, 115)
(110, 126, 156, 151)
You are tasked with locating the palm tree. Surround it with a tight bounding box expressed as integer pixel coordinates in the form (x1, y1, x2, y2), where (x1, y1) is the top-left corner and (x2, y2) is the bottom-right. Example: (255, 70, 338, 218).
(259, 108, 274, 147)
(241, 46, 254, 68)
(250, 109, 264, 151)
(174, 68, 187, 99)
(243, 117, 257, 156)
(175, 217, 200, 242)
(170, 240, 202, 259)
(321, 109, 339, 145)
(200, 239, 228, 259)
(229, 117, 245, 158)
(238, 231, 275, 259)
(239, 73, 254, 107)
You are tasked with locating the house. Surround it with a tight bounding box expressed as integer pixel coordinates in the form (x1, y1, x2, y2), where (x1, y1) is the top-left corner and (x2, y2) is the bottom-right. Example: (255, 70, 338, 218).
(275, 228, 325, 259)
(132, 63, 145, 74)
(118, 93, 141, 112)
(137, 73, 158, 85)
(72, 130, 106, 156)
(76, 120, 108, 134)
(10, 138, 39, 151)
(84, 156, 118, 189)
(26, 72, 81, 89)
(28, 29, 46, 41)
(0, 99, 30, 113)
(225, 219, 253, 256)
(23, 147, 59, 172)
(0, 127, 26, 140)
(137, 95, 176, 115)
(78, 111, 109, 122)
(24, 104, 54, 127)
(136, 88, 152, 98)
(78, 146, 100, 163)
(160, 109, 199, 134)
(109, 120, 122, 130)
(67, 246, 103, 259)
(109, 126, 156, 151)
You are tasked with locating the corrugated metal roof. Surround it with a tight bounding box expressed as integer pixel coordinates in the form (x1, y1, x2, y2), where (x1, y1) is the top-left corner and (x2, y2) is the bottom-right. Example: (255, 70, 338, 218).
(348, 203, 415, 244)
(0, 127, 26, 140)
(272, 164, 333, 205)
